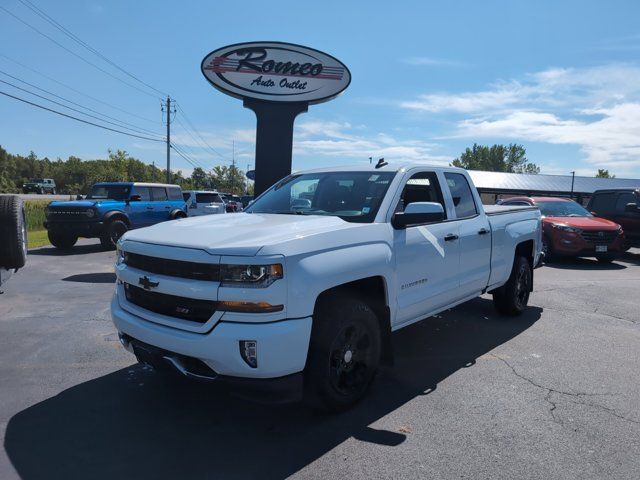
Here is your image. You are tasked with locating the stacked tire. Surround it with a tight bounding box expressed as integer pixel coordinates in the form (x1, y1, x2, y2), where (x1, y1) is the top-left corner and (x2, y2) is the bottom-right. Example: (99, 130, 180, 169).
(0, 195, 28, 270)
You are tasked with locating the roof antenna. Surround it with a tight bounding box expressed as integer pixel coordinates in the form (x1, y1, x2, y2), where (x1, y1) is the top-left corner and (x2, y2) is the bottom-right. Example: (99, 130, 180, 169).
(375, 157, 388, 169)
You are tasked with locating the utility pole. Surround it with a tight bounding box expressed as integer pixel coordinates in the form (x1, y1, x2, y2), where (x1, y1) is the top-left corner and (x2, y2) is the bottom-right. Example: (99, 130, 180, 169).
(162, 96, 174, 183)
(231, 140, 236, 194)
(570, 171, 575, 199)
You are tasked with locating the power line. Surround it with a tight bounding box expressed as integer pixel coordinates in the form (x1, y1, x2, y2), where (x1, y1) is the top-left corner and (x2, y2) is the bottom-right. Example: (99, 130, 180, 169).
(0, 69, 164, 138)
(17, 0, 167, 98)
(0, 53, 158, 124)
(0, 77, 165, 140)
(170, 143, 201, 169)
(175, 103, 228, 160)
(0, 89, 164, 142)
(170, 137, 208, 170)
(0, 5, 159, 100)
(173, 117, 221, 165)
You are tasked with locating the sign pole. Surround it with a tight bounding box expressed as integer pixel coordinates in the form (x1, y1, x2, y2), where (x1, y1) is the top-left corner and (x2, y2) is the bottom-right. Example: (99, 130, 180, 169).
(244, 99, 308, 196)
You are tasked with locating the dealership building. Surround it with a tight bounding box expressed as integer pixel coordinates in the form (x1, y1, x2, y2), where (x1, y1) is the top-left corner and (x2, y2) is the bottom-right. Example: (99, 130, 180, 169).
(468, 170, 640, 205)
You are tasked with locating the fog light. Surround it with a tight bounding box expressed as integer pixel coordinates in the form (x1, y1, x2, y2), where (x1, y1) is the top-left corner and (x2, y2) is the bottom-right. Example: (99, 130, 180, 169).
(240, 340, 258, 368)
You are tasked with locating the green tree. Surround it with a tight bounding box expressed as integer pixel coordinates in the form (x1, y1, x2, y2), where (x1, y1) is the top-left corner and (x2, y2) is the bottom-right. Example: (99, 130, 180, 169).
(190, 167, 209, 189)
(595, 169, 615, 178)
(452, 143, 540, 174)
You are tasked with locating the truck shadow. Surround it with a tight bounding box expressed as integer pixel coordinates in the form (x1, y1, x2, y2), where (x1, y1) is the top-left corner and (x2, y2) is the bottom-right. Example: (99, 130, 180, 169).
(4, 298, 541, 480)
(62, 273, 116, 284)
(28, 242, 104, 256)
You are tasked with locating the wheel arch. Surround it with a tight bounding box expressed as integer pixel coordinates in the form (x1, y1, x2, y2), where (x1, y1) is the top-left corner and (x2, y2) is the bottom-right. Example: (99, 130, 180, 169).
(514, 239, 535, 292)
(102, 210, 130, 226)
(313, 276, 394, 366)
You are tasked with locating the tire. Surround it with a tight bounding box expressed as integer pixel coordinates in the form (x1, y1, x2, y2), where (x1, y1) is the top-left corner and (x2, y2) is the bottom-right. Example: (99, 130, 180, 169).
(100, 219, 128, 250)
(596, 254, 615, 263)
(304, 293, 381, 412)
(48, 231, 77, 249)
(493, 256, 532, 316)
(51, 188, 56, 195)
(0, 195, 28, 269)
(39, 188, 44, 195)
(171, 210, 187, 220)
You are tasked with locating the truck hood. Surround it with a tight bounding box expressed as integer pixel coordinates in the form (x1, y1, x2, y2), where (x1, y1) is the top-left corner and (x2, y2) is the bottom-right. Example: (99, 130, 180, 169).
(122, 213, 362, 256)
(543, 216, 620, 230)
(48, 199, 122, 208)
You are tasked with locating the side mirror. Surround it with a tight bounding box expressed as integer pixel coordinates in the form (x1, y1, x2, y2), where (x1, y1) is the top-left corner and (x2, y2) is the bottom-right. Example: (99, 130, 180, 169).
(625, 202, 639, 213)
(392, 202, 445, 229)
(291, 198, 312, 209)
(128, 194, 142, 204)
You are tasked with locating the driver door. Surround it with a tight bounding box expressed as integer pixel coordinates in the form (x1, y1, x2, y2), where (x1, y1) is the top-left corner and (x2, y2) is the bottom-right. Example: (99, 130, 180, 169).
(393, 171, 461, 327)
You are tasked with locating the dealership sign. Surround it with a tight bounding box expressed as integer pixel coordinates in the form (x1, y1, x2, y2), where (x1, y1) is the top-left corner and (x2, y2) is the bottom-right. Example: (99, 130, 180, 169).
(201, 42, 351, 104)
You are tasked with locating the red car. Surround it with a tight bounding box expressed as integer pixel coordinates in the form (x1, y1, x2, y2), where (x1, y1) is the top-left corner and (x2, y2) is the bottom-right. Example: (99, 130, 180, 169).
(498, 196, 625, 263)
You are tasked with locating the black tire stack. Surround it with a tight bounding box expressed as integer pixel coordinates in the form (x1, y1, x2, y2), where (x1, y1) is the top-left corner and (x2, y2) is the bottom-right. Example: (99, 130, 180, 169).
(0, 195, 28, 270)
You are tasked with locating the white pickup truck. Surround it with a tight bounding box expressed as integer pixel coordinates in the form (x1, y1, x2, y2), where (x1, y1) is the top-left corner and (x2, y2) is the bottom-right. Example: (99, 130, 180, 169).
(112, 164, 542, 411)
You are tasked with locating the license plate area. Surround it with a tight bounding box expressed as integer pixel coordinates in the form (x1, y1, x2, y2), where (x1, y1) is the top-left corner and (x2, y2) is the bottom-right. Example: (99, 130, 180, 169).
(595, 245, 608, 253)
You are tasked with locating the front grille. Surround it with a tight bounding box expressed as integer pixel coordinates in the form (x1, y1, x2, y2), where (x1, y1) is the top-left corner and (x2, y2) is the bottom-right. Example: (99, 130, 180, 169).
(124, 252, 220, 281)
(47, 208, 95, 222)
(124, 283, 217, 323)
(580, 230, 619, 244)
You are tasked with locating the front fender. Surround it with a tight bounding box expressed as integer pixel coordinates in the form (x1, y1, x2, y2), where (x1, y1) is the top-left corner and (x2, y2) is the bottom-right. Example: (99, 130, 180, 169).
(285, 242, 394, 319)
(102, 209, 130, 225)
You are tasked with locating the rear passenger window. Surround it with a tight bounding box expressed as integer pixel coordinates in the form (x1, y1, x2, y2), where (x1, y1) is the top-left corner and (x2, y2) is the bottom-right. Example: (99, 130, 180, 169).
(444, 173, 478, 218)
(134, 186, 151, 201)
(182, 192, 190, 202)
(590, 193, 617, 213)
(615, 193, 637, 212)
(151, 187, 168, 201)
(167, 187, 183, 201)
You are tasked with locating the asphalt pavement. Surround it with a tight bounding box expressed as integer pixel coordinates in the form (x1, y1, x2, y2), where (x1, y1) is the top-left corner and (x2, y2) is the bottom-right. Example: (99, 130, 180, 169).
(0, 242, 639, 480)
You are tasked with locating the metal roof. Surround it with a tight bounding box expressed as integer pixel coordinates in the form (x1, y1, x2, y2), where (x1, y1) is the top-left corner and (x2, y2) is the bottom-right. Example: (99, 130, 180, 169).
(468, 170, 640, 195)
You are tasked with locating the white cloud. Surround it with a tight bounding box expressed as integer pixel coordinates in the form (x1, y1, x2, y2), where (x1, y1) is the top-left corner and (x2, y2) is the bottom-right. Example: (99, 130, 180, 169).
(402, 57, 467, 68)
(293, 121, 450, 165)
(402, 64, 640, 174)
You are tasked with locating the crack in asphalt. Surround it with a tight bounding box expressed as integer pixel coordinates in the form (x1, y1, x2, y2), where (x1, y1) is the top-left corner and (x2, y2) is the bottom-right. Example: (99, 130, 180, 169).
(541, 305, 639, 326)
(490, 354, 639, 427)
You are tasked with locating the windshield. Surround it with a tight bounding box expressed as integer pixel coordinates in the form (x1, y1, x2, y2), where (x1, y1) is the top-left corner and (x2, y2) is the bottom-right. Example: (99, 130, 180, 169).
(87, 184, 131, 200)
(246, 171, 396, 223)
(537, 200, 592, 217)
(29, 178, 44, 183)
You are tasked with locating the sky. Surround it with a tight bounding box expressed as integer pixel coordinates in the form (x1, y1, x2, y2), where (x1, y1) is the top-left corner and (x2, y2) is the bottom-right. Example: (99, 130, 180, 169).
(1, 0, 640, 178)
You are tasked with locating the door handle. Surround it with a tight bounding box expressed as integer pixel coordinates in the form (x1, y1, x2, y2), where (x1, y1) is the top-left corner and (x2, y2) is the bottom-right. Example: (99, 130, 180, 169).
(478, 228, 489, 235)
(164, 206, 170, 209)
(444, 234, 459, 242)
(146, 206, 154, 210)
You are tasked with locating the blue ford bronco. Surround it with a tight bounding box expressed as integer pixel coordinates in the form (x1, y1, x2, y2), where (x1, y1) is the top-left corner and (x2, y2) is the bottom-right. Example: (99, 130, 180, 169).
(44, 182, 187, 250)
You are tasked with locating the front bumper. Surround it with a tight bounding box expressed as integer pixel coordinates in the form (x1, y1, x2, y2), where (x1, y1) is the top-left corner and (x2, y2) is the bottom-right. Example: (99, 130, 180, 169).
(549, 231, 625, 256)
(111, 291, 312, 380)
(44, 220, 105, 237)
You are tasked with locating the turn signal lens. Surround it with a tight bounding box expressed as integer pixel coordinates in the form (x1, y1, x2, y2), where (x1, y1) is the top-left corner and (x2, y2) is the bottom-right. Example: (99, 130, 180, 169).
(218, 301, 283, 313)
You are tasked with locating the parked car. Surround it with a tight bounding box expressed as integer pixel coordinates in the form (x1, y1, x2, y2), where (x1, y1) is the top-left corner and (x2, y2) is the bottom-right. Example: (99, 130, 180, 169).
(22, 178, 56, 194)
(0, 195, 27, 289)
(182, 190, 226, 216)
(498, 196, 624, 262)
(44, 182, 187, 250)
(587, 188, 640, 248)
(219, 193, 243, 212)
(240, 195, 254, 208)
(112, 164, 542, 411)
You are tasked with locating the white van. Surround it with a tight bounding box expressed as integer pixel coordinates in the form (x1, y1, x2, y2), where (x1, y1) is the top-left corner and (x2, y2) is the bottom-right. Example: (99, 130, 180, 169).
(182, 190, 227, 216)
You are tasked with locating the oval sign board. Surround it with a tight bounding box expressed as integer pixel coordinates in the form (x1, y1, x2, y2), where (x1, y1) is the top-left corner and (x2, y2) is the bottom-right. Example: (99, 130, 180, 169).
(201, 41, 351, 104)
(246, 169, 256, 180)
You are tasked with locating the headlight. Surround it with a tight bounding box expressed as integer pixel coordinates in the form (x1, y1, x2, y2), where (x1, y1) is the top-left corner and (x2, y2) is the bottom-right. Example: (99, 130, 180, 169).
(115, 246, 126, 266)
(85, 209, 95, 218)
(551, 223, 581, 233)
(220, 264, 283, 288)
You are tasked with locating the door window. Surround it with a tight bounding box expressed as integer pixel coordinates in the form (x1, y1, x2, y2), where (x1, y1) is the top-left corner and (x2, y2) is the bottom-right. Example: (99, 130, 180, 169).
(133, 186, 151, 201)
(615, 192, 637, 212)
(396, 171, 446, 219)
(167, 187, 183, 201)
(590, 193, 617, 213)
(444, 173, 478, 218)
(151, 187, 168, 201)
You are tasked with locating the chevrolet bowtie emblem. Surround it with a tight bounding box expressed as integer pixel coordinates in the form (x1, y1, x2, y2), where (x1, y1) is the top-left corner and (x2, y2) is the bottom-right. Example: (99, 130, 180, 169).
(138, 275, 159, 290)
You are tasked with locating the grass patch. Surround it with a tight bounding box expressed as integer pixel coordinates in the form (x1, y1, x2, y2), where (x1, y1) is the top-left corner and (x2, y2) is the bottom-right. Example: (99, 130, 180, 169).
(28, 229, 50, 249)
(24, 200, 49, 231)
